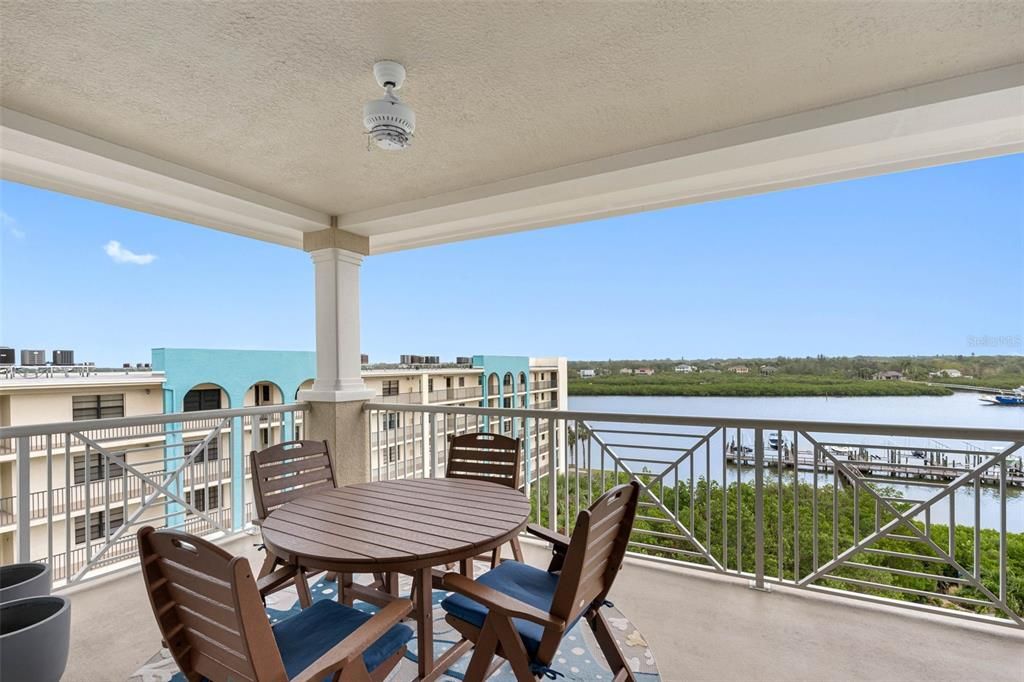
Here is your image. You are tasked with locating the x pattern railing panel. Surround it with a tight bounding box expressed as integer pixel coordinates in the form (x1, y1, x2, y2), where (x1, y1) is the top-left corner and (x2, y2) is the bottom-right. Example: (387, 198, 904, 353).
(364, 402, 1024, 629)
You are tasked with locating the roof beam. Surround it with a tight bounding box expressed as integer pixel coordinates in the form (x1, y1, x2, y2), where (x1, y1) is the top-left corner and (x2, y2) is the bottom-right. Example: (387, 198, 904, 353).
(0, 108, 328, 247)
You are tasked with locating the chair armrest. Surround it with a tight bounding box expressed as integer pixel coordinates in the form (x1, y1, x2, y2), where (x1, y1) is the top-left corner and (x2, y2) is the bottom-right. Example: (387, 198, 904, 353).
(441, 572, 566, 630)
(526, 523, 570, 550)
(289, 598, 413, 682)
(256, 564, 297, 598)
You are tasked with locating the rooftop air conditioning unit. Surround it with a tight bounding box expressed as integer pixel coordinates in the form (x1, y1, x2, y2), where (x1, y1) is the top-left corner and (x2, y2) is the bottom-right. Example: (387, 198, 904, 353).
(21, 350, 45, 366)
(52, 350, 74, 365)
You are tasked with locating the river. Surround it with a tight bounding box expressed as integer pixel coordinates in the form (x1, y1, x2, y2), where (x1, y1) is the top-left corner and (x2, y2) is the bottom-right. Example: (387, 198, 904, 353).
(567, 393, 1024, 532)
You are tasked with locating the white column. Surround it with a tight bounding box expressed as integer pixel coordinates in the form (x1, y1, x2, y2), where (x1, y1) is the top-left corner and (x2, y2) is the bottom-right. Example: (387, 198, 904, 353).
(299, 248, 375, 402)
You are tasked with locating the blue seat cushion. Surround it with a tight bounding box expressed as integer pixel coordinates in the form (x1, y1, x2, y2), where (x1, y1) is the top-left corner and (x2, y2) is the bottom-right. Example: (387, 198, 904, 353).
(171, 599, 412, 681)
(440, 560, 572, 659)
(273, 599, 413, 679)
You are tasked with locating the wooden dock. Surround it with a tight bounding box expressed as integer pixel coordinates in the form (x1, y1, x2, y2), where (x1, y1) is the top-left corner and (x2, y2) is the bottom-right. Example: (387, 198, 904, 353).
(725, 446, 1024, 488)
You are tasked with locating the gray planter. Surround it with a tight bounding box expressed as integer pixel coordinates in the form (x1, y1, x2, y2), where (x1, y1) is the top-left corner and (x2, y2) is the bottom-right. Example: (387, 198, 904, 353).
(0, 593, 70, 679)
(0, 596, 71, 682)
(0, 562, 52, 603)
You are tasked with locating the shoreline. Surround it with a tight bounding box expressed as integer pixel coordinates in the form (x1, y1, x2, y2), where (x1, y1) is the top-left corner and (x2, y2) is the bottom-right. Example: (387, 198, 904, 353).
(568, 379, 954, 398)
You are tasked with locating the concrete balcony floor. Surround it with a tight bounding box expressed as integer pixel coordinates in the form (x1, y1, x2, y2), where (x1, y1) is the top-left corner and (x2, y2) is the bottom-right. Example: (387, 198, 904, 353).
(62, 536, 1023, 682)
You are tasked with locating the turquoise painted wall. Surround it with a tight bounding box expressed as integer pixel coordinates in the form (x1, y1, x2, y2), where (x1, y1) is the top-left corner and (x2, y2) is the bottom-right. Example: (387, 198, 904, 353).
(152, 348, 316, 528)
(473, 355, 533, 477)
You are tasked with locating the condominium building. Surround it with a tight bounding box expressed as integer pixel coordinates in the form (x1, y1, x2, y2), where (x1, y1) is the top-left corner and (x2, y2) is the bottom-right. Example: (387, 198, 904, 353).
(0, 349, 566, 573)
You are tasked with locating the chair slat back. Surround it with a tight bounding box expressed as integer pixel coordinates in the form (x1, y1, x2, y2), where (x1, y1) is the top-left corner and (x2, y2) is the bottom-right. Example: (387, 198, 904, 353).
(446, 433, 522, 489)
(137, 527, 287, 682)
(550, 482, 640, 628)
(250, 440, 336, 521)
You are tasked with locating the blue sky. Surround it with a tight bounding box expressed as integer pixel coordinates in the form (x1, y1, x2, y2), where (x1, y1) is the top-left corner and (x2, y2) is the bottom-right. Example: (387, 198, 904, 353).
(1, 154, 1022, 366)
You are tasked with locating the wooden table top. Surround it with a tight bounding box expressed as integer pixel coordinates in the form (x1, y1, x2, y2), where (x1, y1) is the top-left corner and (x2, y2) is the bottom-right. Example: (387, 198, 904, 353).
(260, 478, 531, 572)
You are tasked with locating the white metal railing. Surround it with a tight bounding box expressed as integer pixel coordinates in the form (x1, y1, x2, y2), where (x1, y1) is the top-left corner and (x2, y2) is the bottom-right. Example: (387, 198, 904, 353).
(0, 402, 306, 587)
(428, 385, 484, 402)
(364, 402, 1024, 629)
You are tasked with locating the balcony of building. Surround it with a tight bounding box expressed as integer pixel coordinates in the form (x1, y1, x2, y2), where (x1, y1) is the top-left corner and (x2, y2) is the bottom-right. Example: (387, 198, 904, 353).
(55, 532, 1024, 682)
(3, 400, 1019, 680)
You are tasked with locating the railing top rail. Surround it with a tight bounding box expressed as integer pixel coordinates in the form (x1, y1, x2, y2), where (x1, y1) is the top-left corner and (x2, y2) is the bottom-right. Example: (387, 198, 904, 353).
(363, 402, 1024, 442)
(0, 402, 309, 438)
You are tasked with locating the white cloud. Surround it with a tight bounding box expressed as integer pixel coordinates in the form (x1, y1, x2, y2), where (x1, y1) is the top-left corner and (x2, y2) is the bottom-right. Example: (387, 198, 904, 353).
(104, 240, 156, 265)
(1, 209, 25, 239)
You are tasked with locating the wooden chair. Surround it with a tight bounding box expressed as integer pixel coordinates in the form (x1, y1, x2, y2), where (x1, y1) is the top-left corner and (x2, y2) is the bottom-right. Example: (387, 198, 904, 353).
(446, 433, 524, 567)
(136, 527, 413, 682)
(440, 482, 641, 682)
(250, 440, 339, 607)
(250, 440, 396, 608)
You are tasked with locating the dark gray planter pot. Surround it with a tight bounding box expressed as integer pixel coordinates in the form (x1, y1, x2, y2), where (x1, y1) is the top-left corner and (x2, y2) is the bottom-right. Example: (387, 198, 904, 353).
(0, 596, 71, 682)
(0, 562, 52, 603)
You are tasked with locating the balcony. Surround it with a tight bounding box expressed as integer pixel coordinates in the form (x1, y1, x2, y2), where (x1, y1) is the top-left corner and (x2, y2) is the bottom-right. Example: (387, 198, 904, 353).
(56, 533, 1022, 681)
(376, 391, 424, 404)
(428, 385, 484, 403)
(0, 402, 1022, 679)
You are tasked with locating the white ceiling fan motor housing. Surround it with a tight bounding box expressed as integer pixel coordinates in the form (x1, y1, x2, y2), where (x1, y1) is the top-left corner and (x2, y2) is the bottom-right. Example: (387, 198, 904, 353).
(363, 61, 416, 150)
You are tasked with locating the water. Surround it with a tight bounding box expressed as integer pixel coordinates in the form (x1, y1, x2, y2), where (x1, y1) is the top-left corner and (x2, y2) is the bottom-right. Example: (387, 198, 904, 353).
(568, 393, 1024, 532)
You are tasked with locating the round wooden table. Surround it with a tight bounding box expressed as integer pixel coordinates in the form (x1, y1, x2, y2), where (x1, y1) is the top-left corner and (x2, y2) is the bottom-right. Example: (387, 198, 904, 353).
(261, 478, 531, 680)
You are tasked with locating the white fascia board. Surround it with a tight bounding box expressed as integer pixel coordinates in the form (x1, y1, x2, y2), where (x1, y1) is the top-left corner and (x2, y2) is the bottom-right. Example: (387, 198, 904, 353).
(0, 108, 328, 247)
(346, 64, 1024, 254)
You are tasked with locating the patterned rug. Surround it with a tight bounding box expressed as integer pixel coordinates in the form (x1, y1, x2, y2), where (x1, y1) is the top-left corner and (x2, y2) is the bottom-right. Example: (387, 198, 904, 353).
(129, 564, 660, 681)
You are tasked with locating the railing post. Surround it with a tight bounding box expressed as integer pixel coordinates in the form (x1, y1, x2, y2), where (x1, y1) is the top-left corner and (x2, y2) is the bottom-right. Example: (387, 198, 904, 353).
(231, 414, 245, 530)
(548, 417, 557, 531)
(427, 412, 436, 478)
(751, 428, 769, 591)
(16, 436, 31, 562)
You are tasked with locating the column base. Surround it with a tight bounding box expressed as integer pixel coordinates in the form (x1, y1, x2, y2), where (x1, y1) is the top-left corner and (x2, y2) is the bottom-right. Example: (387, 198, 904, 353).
(302, 399, 371, 485)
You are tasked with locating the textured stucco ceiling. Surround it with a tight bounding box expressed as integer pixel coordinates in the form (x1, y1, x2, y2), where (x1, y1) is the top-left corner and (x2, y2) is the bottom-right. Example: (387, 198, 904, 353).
(2, 1, 1022, 220)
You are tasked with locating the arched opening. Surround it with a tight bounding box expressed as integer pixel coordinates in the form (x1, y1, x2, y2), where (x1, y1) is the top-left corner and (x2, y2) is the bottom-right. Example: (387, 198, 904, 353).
(488, 372, 500, 409)
(182, 383, 230, 412)
(244, 381, 284, 407)
(179, 384, 230, 497)
(244, 381, 286, 450)
(295, 379, 314, 401)
(503, 372, 514, 392)
(518, 372, 527, 392)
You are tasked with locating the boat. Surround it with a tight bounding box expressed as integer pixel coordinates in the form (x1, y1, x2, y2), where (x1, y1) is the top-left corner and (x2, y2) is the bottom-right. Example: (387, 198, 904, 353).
(980, 387, 1024, 406)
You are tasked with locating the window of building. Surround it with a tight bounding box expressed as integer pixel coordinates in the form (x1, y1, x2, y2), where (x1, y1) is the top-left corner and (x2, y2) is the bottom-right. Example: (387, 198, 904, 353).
(459, 377, 465, 388)
(183, 388, 222, 412)
(386, 446, 399, 463)
(382, 380, 399, 396)
(72, 393, 125, 421)
(75, 508, 124, 544)
(184, 438, 219, 462)
(445, 377, 452, 389)
(185, 486, 221, 513)
(383, 413, 400, 430)
(74, 452, 124, 484)
(503, 397, 511, 408)
(253, 382, 274, 405)
(428, 378, 434, 392)
(503, 419, 512, 433)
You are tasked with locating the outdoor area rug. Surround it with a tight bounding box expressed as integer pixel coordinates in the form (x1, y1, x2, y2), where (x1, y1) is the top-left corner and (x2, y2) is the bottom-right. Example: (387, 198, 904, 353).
(128, 562, 661, 681)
